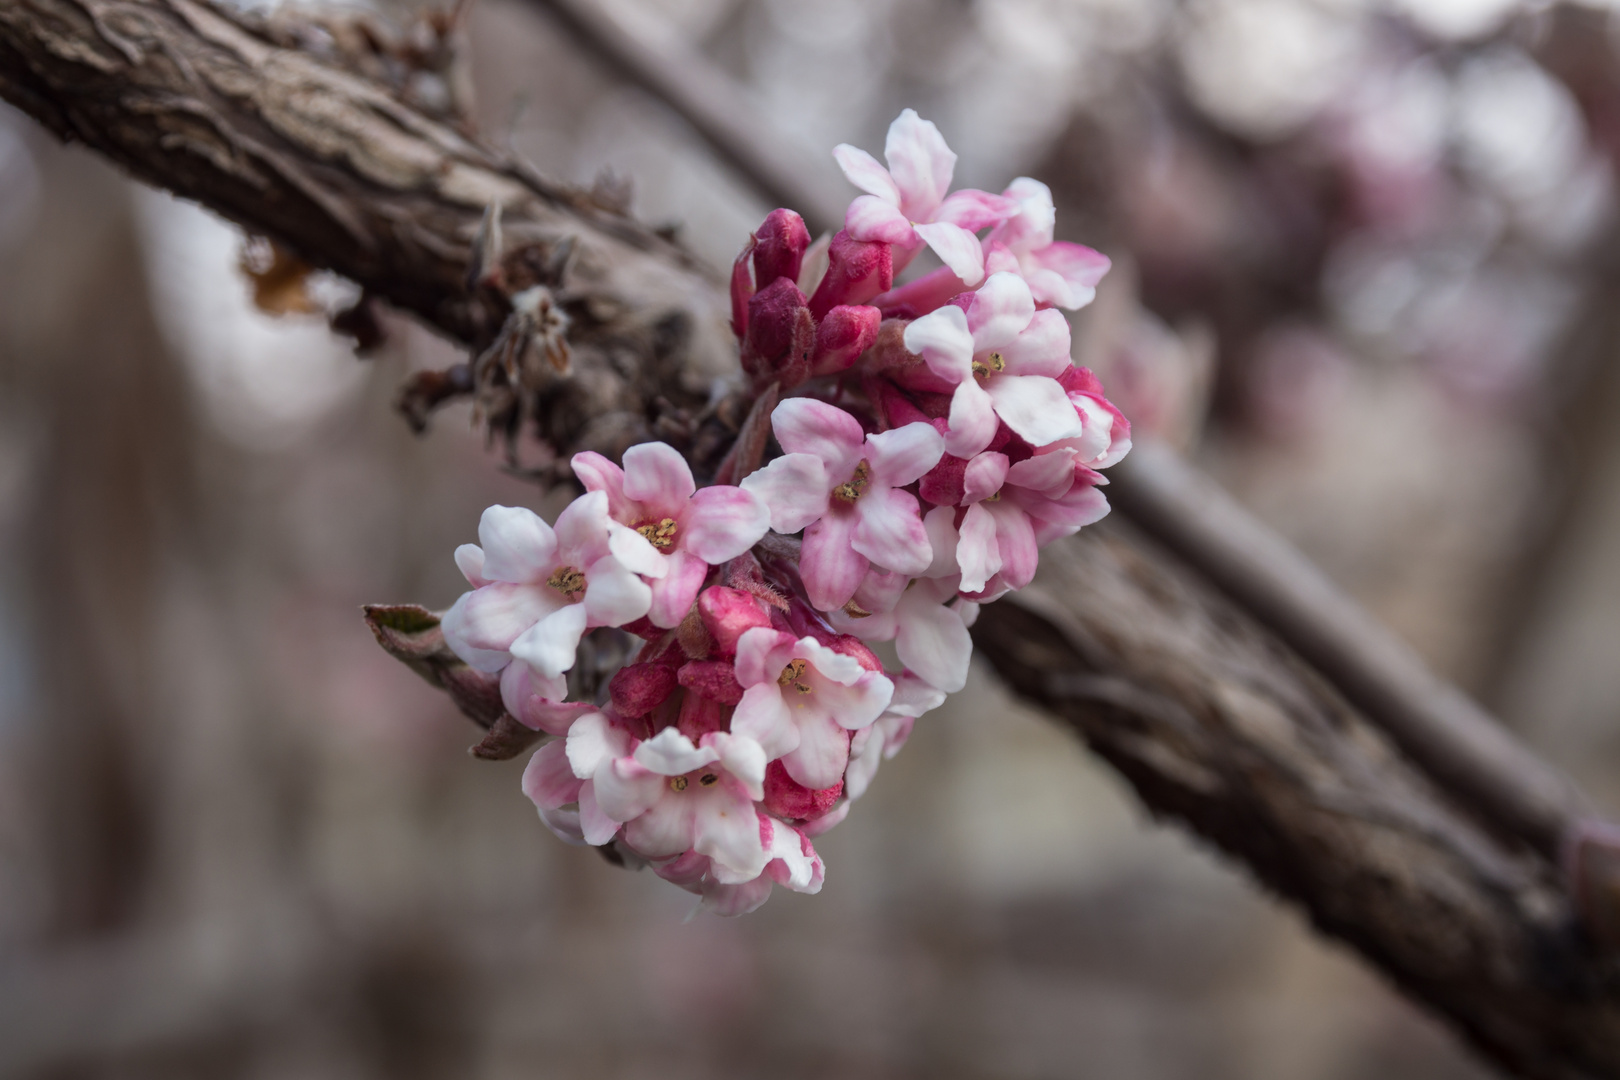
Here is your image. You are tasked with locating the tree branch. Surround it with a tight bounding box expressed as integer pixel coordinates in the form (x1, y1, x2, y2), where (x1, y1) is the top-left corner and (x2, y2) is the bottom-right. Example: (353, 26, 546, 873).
(3, 3, 1617, 1075)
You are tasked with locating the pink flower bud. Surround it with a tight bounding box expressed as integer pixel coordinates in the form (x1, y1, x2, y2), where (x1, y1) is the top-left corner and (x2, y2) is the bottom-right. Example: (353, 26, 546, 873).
(753, 209, 811, 288)
(762, 760, 843, 823)
(698, 586, 773, 655)
(810, 304, 880, 377)
(808, 230, 893, 320)
(677, 692, 727, 743)
(609, 660, 680, 717)
(824, 633, 884, 673)
(677, 659, 745, 705)
(730, 234, 756, 341)
(743, 277, 815, 386)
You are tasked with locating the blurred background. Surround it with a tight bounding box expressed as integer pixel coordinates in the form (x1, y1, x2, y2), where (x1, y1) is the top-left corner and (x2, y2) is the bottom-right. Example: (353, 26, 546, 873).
(5, 0, 1620, 1074)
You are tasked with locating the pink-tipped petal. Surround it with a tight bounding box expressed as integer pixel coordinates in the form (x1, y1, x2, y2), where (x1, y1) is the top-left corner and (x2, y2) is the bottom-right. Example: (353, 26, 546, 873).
(912, 221, 985, 286)
(446, 583, 561, 658)
(477, 505, 557, 584)
(800, 512, 870, 611)
(934, 188, 1020, 231)
(986, 375, 1086, 447)
(811, 669, 894, 729)
(522, 741, 584, 810)
(845, 194, 917, 245)
(903, 304, 976, 384)
(864, 422, 946, 487)
(832, 143, 902, 204)
(771, 398, 867, 472)
(578, 784, 620, 845)
(961, 452, 1010, 505)
(1000, 309, 1073, 377)
(990, 502, 1039, 590)
(956, 503, 1002, 594)
(510, 601, 589, 678)
(439, 592, 518, 672)
(570, 452, 633, 519)
(553, 490, 613, 567)
(753, 208, 811, 286)
(990, 176, 1058, 252)
(582, 555, 654, 627)
(782, 717, 852, 790)
(851, 488, 933, 577)
(944, 380, 998, 458)
(895, 597, 971, 693)
(1007, 450, 1078, 498)
(647, 548, 710, 628)
(966, 271, 1036, 350)
(1030, 240, 1111, 293)
(739, 454, 829, 534)
(885, 108, 955, 221)
(622, 442, 696, 507)
(683, 486, 770, 563)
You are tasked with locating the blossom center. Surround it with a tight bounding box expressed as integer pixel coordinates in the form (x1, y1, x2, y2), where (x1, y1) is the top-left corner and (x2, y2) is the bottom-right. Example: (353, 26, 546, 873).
(669, 771, 721, 793)
(831, 460, 872, 504)
(547, 565, 587, 601)
(669, 775, 688, 792)
(971, 351, 1006, 381)
(635, 517, 678, 550)
(777, 658, 813, 694)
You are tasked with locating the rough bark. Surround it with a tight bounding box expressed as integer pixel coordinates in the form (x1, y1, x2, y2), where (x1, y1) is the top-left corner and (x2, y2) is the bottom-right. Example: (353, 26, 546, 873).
(0, 0, 744, 473)
(2, 2, 1618, 1076)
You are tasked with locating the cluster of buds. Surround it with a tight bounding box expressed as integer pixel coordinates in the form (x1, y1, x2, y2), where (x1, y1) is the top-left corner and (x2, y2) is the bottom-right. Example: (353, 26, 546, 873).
(440, 110, 1130, 914)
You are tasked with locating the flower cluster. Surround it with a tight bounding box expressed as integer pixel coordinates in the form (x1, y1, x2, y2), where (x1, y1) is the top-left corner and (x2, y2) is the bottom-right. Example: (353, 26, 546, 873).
(441, 110, 1129, 914)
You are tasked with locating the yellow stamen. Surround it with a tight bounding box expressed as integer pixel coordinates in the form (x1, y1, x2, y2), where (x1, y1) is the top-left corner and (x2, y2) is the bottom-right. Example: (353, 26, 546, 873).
(971, 351, 1006, 380)
(698, 773, 719, 787)
(832, 460, 872, 504)
(669, 776, 689, 792)
(777, 658, 813, 694)
(842, 600, 872, 619)
(636, 517, 678, 549)
(547, 565, 586, 600)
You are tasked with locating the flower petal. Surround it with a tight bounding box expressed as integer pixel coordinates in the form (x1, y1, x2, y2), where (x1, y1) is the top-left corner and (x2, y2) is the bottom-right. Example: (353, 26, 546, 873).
(782, 716, 852, 790)
(734, 626, 796, 689)
(501, 661, 590, 735)
(730, 681, 800, 760)
(966, 271, 1036, 350)
(454, 544, 487, 587)
(922, 505, 960, 579)
(885, 108, 955, 221)
(553, 490, 613, 567)
(693, 789, 769, 880)
(621, 442, 697, 508)
(887, 669, 949, 717)
(443, 583, 560, 662)
(683, 486, 770, 563)
(739, 453, 829, 534)
(1028, 241, 1111, 308)
(570, 451, 634, 520)
(989, 502, 1039, 590)
(956, 502, 1002, 593)
(911, 221, 985, 286)
(801, 512, 870, 611)
(634, 728, 719, 776)
(708, 732, 767, 801)
(962, 452, 1009, 505)
(582, 555, 653, 627)
(647, 548, 709, 628)
(622, 787, 694, 857)
(607, 522, 667, 579)
(522, 741, 583, 810)
(595, 758, 666, 824)
(1007, 450, 1078, 498)
(578, 783, 620, 846)
(902, 304, 975, 385)
(509, 601, 589, 678)
(986, 375, 1086, 447)
(934, 188, 1020, 231)
(566, 710, 627, 779)
(477, 505, 557, 584)
(895, 594, 971, 693)
(844, 194, 917, 245)
(864, 422, 945, 488)
(944, 380, 998, 458)
(771, 398, 867, 474)
(989, 176, 1057, 253)
(811, 668, 894, 729)
(1000, 308, 1073, 377)
(852, 487, 932, 577)
(832, 143, 901, 205)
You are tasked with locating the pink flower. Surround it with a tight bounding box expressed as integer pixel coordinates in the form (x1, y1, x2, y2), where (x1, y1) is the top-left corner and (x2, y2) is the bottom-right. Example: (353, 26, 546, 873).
(730, 628, 894, 789)
(984, 178, 1111, 310)
(441, 494, 653, 680)
(572, 443, 770, 628)
(570, 715, 773, 880)
(652, 819, 825, 915)
(834, 109, 1017, 286)
(902, 272, 1086, 458)
(827, 574, 973, 693)
(1051, 367, 1133, 470)
(844, 672, 947, 802)
(741, 399, 943, 610)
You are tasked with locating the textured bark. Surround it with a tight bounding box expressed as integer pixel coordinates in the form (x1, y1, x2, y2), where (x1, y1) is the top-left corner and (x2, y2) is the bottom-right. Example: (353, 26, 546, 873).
(0, 0, 743, 472)
(974, 523, 1620, 1079)
(3, 3, 1619, 1076)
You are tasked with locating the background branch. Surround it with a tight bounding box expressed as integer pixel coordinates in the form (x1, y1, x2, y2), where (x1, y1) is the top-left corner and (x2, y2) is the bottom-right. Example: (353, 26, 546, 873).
(1, 2, 1616, 1076)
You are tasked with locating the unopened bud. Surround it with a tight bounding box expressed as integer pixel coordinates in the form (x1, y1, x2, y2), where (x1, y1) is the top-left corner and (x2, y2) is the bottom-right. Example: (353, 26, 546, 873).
(753, 209, 811, 288)
(810, 304, 881, 377)
(698, 586, 773, 655)
(808, 230, 893, 320)
(744, 278, 814, 386)
(762, 760, 843, 823)
(678, 659, 746, 706)
(609, 660, 680, 717)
